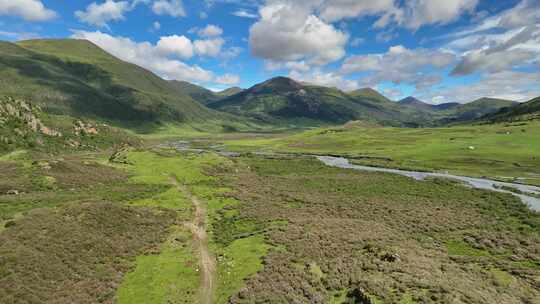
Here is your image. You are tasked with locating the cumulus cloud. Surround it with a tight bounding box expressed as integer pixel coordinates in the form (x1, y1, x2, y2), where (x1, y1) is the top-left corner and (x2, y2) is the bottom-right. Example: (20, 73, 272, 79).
(0, 0, 57, 21)
(197, 24, 223, 37)
(249, 2, 348, 65)
(194, 38, 225, 57)
(215, 73, 240, 85)
(289, 69, 360, 92)
(71, 30, 215, 83)
(75, 0, 130, 28)
(156, 35, 193, 58)
(341, 45, 455, 89)
(152, 0, 185, 18)
(152, 21, 161, 31)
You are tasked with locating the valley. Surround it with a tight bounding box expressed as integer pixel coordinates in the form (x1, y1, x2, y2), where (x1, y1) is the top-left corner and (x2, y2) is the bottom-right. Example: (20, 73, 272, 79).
(1, 38, 539, 304)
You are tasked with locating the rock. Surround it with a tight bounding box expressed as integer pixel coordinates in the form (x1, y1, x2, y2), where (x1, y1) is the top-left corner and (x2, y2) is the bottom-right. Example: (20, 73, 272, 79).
(6, 189, 19, 195)
(74, 120, 99, 136)
(381, 252, 401, 262)
(509, 255, 521, 261)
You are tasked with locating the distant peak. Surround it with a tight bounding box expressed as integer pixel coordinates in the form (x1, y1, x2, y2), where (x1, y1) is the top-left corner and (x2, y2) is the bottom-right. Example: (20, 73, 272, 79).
(250, 76, 303, 93)
(350, 88, 390, 103)
(264, 76, 300, 86)
(399, 96, 425, 104)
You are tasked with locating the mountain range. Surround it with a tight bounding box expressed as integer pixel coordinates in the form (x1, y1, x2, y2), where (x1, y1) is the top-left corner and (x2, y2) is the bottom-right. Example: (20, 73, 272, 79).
(0, 38, 535, 129)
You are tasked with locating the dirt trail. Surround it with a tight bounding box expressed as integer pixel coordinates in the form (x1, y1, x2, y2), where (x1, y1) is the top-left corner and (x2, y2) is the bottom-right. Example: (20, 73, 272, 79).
(173, 179, 216, 304)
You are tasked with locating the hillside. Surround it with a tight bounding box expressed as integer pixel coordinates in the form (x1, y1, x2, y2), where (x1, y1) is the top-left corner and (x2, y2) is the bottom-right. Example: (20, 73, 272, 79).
(439, 98, 517, 124)
(0, 96, 138, 153)
(168, 80, 220, 105)
(481, 96, 540, 122)
(168, 81, 244, 105)
(349, 87, 392, 104)
(0, 39, 219, 127)
(207, 77, 517, 127)
(208, 77, 424, 126)
(216, 87, 243, 97)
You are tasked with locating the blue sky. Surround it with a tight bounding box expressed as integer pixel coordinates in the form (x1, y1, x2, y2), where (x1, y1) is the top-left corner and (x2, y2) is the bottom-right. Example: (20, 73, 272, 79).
(1, 0, 539, 103)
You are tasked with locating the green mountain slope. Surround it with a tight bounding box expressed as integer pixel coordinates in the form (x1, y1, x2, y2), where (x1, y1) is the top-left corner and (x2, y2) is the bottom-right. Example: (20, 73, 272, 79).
(349, 87, 392, 104)
(481, 96, 540, 122)
(208, 77, 420, 126)
(168, 80, 219, 105)
(216, 87, 243, 97)
(439, 98, 518, 124)
(0, 39, 218, 127)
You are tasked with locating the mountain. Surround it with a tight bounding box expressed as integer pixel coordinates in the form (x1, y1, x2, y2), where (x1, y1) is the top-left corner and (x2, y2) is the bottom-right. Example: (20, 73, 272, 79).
(0, 39, 219, 127)
(207, 77, 418, 126)
(207, 77, 518, 127)
(216, 87, 243, 97)
(349, 88, 392, 104)
(398, 96, 435, 111)
(439, 98, 518, 124)
(481, 96, 540, 122)
(433, 102, 460, 110)
(168, 80, 219, 105)
(167, 81, 244, 105)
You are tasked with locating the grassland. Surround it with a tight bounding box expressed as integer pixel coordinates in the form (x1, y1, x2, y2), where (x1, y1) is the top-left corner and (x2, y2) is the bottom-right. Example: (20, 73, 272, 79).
(1, 121, 539, 303)
(222, 120, 540, 185)
(0, 147, 275, 303)
(216, 155, 539, 303)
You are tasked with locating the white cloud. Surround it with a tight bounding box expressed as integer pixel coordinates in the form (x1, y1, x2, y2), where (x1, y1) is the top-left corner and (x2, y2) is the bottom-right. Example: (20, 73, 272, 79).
(215, 73, 240, 85)
(194, 38, 225, 57)
(318, 0, 402, 27)
(198, 24, 223, 37)
(341, 45, 455, 89)
(153, 21, 161, 31)
(156, 35, 193, 58)
(71, 30, 214, 83)
(152, 0, 185, 18)
(450, 25, 540, 76)
(75, 0, 130, 28)
(0, 30, 40, 40)
(221, 46, 243, 60)
(498, 0, 540, 29)
(289, 69, 360, 91)
(249, 2, 348, 65)
(232, 9, 258, 19)
(0, 0, 57, 21)
(419, 71, 540, 103)
(403, 0, 479, 30)
(265, 60, 311, 72)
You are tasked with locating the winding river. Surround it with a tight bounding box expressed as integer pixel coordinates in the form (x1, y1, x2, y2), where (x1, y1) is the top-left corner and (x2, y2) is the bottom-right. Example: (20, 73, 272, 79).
(163, 141, 540, 212)
(317, 156, 540, 212)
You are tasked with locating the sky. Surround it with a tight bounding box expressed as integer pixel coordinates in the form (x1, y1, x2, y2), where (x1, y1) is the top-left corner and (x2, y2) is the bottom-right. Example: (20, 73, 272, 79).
(0, 0, 539, 104)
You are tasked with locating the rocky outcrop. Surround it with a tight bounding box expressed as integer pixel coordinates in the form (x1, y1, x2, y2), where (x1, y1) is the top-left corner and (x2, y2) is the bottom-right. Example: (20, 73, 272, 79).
(73, 120, 99, 136)
(0, 96, 62, 137)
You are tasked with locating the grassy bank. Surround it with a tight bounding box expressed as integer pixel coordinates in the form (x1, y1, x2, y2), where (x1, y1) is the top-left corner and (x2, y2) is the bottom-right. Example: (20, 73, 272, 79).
(223, 120, 540, 185)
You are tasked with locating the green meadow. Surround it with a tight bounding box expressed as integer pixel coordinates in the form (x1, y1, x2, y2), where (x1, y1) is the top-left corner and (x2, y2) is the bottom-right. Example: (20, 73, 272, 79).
(223, 120, 540, 185)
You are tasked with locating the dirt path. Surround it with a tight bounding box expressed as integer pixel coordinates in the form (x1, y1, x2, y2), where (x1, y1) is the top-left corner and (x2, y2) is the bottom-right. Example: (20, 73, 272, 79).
(173, 179, 216, 304)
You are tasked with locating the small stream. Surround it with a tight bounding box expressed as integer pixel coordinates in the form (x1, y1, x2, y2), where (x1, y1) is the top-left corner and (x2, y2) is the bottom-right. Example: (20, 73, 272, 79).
(162, 141, 540, 212)
(318, 156, 540, 212)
